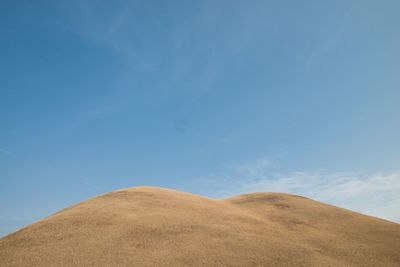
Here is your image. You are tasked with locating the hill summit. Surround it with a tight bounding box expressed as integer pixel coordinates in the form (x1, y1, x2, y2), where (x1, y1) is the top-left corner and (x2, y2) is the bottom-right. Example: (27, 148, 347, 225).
(1, 186, 399, 266)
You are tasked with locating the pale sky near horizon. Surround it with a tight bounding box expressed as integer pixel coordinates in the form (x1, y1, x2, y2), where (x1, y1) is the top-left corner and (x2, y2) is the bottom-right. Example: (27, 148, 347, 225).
(1, 0, 400, 237)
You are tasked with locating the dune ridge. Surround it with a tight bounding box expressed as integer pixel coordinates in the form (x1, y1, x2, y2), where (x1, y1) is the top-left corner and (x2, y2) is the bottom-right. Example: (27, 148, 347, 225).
(1, 186, 399, 266)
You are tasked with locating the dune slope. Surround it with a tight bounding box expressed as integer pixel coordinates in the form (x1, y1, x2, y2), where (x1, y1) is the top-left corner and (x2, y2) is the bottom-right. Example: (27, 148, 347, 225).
(1, 187, 399, 266)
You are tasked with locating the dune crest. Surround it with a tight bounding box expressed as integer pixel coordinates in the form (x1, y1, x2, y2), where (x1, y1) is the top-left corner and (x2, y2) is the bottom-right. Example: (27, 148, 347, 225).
(1, 186, 399, 266)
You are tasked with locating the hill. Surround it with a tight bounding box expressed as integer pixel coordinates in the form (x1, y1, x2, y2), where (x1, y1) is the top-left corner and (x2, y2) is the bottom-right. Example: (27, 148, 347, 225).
(1, 187, 399, 266)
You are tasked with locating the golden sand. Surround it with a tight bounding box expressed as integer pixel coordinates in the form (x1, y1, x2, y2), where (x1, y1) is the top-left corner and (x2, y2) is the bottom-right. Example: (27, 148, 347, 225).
(1, 187, 399, 266)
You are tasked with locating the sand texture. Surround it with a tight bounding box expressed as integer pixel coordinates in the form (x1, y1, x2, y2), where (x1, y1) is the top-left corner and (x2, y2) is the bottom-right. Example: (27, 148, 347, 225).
(1, 186, 399, 266)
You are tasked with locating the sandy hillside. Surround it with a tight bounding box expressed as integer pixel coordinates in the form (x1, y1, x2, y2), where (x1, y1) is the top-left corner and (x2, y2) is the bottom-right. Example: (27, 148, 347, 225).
(0, 187, 399, 266)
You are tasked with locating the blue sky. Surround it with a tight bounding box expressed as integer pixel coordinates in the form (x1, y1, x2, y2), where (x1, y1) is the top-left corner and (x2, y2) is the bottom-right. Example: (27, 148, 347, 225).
(1, 0, 399, 236)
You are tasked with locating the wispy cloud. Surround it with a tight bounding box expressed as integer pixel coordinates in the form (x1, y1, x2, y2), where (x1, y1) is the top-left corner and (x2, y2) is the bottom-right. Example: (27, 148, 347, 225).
(0, 147, 13, 157)
(305, 3, 355, 68)
(101, 8, 131, 42)
(81, 180, 102, 192)
(202, 159, 400, 223)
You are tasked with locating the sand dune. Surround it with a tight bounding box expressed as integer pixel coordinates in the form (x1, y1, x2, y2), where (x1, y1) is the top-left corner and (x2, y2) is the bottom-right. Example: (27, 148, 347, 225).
(1, 186, 399, 266)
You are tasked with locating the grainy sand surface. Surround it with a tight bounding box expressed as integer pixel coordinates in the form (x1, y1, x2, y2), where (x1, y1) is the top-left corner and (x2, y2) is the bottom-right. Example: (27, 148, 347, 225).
(1, 186, 399, 266)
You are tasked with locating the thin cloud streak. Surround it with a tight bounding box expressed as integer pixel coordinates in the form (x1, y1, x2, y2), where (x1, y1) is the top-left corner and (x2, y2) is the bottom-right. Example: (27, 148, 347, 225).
(0, 147, 13, 157)
(304, 2, 356, 69)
